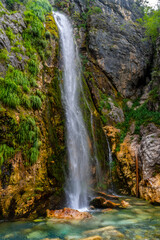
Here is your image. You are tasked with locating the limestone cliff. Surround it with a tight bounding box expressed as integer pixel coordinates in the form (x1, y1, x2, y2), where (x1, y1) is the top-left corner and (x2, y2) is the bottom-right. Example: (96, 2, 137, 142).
(51, 0, 160, 203)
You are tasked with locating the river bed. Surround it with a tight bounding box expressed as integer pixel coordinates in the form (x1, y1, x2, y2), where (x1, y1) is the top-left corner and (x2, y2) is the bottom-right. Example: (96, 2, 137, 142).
(0, 197, 160, 240)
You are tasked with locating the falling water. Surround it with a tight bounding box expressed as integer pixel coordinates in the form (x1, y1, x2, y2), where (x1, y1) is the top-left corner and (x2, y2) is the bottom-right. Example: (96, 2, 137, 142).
(106, 138, 114, 193)
(53, 11, 90, 210)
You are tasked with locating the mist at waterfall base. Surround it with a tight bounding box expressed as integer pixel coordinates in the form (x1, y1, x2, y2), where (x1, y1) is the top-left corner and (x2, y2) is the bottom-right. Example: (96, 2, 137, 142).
(53, 11, 91, 210)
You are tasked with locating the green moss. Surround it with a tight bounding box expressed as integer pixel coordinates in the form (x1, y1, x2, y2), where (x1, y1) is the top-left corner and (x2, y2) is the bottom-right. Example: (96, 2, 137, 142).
(0, 49, 9, 62)
(5, 27, 15, 43)
(45, 14, 59, 39)
(116, 99, 160, 142)
(0, 144, 15, 172)
(18, 116, 40, 165)
(28, 58, 39, 76)
(30, 95, 42, 110)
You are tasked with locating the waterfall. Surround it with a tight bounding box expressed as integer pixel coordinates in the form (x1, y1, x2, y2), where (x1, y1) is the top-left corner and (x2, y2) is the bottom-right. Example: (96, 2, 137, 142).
(53, 11, 90, 210)
(106, 138, 114, 193)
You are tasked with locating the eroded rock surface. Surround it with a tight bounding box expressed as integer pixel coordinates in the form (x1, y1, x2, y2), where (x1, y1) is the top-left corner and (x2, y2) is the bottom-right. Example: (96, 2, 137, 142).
(87, 0, 152, 97)
(47, 208, 92, 220)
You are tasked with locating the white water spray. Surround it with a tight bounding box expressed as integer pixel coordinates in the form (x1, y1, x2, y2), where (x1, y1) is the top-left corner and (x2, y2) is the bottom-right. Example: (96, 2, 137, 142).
(53, 11, 90, 210)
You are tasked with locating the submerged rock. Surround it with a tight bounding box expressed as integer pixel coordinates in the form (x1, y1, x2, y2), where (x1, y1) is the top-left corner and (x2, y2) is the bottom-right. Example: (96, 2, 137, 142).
(83, 226, 124, 238)
(120, 200, 130, 208)
(80, 236, 102, 240)
(46, 208, 92, 220)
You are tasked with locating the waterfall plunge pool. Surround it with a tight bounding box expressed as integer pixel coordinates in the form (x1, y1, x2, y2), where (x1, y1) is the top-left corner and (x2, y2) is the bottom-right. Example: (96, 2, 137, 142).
(0, 196, 160, 240)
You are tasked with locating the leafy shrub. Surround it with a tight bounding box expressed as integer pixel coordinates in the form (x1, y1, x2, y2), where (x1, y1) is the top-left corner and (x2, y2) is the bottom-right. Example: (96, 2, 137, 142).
(0, 144, 15, 170)
(18, 116, 40, 165)
(28, 147, 39, 164)
(137, 8, 160, 43)
(117, 100, 160, 142)
(0, 78, 21, 108)
(30, 95, 42, 110)
(5, 27, 15, 42)
(21, 94, 31, 108)
(0, 49, 9, 62)
(28, 58, 39, 76)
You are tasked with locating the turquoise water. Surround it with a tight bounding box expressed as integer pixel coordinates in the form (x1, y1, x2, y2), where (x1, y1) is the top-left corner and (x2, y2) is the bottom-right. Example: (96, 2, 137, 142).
(0, 197, 160, 240)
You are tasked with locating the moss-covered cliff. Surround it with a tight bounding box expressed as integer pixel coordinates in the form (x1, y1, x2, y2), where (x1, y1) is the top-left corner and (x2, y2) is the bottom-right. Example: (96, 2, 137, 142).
(0, 0, 66, 219)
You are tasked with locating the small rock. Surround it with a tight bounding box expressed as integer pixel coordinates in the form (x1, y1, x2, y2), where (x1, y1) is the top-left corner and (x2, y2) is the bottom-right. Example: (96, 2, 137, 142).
(120, 200, 130, 208)
(90, 197, 106, 208)
(83, 226, 115, 235)
(80, 236, 102, 240)
(42, 239, 61, 240)
(102, 208, 113, 212)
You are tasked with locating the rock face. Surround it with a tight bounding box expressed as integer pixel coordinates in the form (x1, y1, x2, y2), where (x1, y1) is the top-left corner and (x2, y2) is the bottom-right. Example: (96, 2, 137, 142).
(139, 124, 160, 180)
(88, 1, 152, 97)
(69, 0, 152, 97)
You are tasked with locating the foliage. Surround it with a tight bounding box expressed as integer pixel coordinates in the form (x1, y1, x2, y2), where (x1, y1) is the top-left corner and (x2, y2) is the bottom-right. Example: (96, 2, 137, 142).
(28, 58, 39, 76)
(116, 99, 160, 143)
(0, 144, 15, 171)
(30, 95, 42, 110)
(5, 27, 16, 43)
(0, 49, 9, 62)
(0, 77, 21, 108)
(18, 116, 40, 165)
(137, 7, 160, 43)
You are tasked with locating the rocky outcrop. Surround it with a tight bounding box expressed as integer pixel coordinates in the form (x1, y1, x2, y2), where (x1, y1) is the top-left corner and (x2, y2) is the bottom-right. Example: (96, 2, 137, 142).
(87, 0, 152, 97)
(0, 4, 27, 76)
(63, 0, 152, 98)
(139, 124, 160, 180)
(105, 124, 160, 203)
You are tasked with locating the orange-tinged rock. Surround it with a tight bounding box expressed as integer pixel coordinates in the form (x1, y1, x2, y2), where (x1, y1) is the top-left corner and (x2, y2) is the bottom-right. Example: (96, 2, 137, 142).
(46, 208, 92, 220)
(120, 200, 130, 208)
(103, 200, 120, 208)
(139, 174, 160, 204)
(80, 236, 102, 240)
(103, 126, 120, 153)
(90, 197, 120, 208)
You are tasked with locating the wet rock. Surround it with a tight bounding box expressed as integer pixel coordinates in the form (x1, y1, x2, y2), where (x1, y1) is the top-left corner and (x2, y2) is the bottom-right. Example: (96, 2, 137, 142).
(90, 197, 120, 208)
(42, 239, 61, 240)
(103, 200, 120, 208)
(120, 200, 130, 208)
(83, 226, 124, 238)
(96, 191, 119, 200)
(90, 197, 106, 208)
(46, 208, 92, 220)
(102, 208, 113, 213)
(80, 236, 102, 240)
(65, 235, 82, 240)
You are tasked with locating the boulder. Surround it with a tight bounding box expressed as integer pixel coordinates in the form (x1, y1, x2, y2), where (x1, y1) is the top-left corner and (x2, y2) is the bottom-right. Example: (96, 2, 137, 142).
(83, 226, 124, 238)
(46, 208, 92, 220)
(90, 197, 120, 208)
(90, 197, 106, 208)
